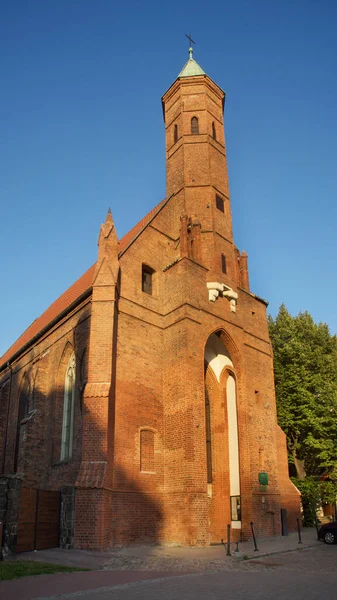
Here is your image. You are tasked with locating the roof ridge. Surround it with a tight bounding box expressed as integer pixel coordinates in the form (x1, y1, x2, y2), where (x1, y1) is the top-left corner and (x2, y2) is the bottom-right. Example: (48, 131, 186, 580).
(0, 198, 168, 369)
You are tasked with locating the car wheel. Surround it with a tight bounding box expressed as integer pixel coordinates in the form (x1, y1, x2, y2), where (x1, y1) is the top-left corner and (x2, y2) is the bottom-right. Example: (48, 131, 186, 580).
(324, 531, 335, 544)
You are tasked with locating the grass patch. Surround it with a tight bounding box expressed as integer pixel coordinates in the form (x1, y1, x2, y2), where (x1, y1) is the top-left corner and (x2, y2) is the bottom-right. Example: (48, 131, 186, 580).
(0, 560, 90, 581)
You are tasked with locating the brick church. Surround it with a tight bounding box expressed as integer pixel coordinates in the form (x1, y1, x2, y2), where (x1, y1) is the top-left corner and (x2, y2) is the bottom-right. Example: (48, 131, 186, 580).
(0, 48, 300, 550)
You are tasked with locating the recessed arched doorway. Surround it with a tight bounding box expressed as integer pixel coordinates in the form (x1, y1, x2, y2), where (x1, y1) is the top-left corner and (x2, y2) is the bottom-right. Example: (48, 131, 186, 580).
(204, 332, 241, 542)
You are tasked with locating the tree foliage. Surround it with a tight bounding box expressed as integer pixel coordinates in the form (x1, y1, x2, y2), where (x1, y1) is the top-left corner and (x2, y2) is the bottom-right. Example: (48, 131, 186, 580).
(268, 305, 337, 519)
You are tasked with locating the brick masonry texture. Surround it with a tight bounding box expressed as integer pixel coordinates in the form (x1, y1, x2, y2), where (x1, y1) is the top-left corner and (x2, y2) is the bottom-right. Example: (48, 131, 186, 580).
(0, 64, 300, 551)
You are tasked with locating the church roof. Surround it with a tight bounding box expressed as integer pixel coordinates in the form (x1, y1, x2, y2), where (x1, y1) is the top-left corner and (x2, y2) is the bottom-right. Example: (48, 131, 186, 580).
(178, 47, 205, 78)
(0, 198, 167, 369)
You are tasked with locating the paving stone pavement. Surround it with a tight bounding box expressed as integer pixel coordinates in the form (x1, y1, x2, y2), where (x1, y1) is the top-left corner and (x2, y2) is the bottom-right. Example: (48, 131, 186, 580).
(102, 551, 279, 572)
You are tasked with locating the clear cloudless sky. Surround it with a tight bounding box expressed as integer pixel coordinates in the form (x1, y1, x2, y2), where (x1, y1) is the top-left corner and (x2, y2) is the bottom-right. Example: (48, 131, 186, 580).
(1, 0, 337, 357)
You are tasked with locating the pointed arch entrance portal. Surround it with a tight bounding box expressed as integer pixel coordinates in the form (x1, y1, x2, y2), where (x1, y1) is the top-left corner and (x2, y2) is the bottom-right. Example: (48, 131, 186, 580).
(204, 332, 241, 542)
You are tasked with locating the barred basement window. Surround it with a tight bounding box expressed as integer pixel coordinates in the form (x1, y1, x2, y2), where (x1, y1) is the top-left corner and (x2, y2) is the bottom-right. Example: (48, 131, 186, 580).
(191, 116, 199, 134)
(142, 264, 154, 295)
(174, 124, 178, 144)
(212, 121, 216, 140)
(140, 429, 155, 472)
(216, 194, 224, 213)
(221, 254, 227, 274)
(61, 352, 76, 462)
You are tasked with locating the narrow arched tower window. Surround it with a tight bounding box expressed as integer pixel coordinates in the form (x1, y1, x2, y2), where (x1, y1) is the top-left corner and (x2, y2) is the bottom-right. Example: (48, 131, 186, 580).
(61, 352, 76, 461)
(191, 116, 199, 134)
(221, 254, 227, 274)
(174, 124, 178, 144)
(212, 122, 217, 140)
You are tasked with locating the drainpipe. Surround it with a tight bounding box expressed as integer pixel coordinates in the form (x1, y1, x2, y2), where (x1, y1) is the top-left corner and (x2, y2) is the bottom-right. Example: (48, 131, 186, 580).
(2, 362, 13, 474)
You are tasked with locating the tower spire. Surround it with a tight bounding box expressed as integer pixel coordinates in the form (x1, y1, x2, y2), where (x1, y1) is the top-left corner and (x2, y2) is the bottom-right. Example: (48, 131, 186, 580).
(178, 35, 205, 78)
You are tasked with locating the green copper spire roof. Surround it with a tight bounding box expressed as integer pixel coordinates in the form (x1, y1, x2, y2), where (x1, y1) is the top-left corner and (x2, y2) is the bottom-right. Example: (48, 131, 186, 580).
(178, 46, 206, 78)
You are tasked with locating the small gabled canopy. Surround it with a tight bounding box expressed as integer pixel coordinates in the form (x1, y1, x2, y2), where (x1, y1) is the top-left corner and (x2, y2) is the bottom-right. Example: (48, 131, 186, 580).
(178, 47, 206, 78)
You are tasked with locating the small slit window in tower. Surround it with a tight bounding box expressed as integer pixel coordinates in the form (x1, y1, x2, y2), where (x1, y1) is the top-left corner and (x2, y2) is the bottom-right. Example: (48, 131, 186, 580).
(221, 254, 227, 274)
(216, 194, 224, 213)
(174, 124, 178, 144)
(212, 122, 216, 140)
(142, 264, 154, 295)
(191, 116, 199, 134)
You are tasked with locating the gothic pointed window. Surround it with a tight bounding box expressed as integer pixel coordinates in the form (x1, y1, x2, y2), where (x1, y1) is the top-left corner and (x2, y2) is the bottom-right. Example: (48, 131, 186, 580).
(14, 376, 30, 472)
(61, 353, 76, 461)
(174, 124, 178, 144)
(191, 116, 199, 135)
(212, 122, 216, 140)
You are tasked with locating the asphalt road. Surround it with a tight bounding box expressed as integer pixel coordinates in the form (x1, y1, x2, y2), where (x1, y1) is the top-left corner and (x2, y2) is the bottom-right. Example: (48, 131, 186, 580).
(36, 545, 337, 600)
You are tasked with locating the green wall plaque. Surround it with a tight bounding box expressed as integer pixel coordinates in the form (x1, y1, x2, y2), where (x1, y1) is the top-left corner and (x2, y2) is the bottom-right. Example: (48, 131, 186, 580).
(259, 472, 269, 486)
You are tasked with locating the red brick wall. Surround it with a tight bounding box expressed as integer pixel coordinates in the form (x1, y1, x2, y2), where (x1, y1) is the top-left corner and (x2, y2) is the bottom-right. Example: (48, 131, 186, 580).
(0, 303, 90, 490)
(0, 70, 301, 549)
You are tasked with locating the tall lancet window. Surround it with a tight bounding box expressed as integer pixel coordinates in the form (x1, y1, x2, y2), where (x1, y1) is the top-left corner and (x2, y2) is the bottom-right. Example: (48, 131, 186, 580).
(61, 352, 76, 461)
(205, 388, 213, 483)
(191, 116, 199, 134)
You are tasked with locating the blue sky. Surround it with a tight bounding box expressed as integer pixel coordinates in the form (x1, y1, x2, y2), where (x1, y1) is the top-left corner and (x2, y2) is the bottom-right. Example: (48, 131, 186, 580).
(1, 0, 336, 357)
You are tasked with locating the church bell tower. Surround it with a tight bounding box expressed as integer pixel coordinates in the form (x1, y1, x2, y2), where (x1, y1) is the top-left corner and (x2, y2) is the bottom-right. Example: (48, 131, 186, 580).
(161, 46, 246, 287)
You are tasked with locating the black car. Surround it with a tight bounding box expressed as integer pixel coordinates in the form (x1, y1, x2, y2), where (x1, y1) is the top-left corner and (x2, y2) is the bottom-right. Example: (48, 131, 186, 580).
(318, 521, 337, 544)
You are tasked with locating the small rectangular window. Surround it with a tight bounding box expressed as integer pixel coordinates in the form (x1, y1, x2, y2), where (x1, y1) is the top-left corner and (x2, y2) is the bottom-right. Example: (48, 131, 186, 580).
(216, 194, 224, 213)
(142, 265, 154, 295)
(230, 495, 241, 521)
(221, 254, 227, 274)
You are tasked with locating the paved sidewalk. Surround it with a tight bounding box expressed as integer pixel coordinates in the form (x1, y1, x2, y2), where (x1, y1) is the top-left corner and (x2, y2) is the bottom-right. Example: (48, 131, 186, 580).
(234, 526, 318, 559)
(14, 527, 319, 570)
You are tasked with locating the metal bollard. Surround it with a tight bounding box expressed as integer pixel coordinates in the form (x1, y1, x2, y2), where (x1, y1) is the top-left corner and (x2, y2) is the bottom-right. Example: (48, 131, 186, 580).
(314, 511, 320, 541)
(250, 521, 259, 551)
(296, 518, 302, 544)
(226, 523, 231, 556)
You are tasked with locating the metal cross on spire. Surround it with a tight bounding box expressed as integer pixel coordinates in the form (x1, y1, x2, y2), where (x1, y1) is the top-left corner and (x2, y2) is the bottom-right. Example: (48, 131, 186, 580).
(185, 33, 195, 59)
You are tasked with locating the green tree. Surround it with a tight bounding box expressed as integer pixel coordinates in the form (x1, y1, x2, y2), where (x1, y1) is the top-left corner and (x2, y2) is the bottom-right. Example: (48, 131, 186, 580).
(268, 305, 337, 522)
